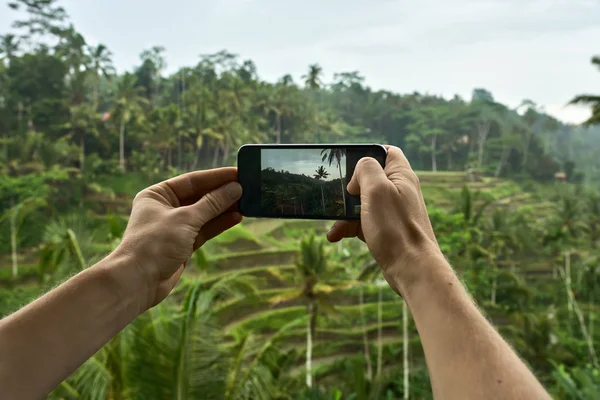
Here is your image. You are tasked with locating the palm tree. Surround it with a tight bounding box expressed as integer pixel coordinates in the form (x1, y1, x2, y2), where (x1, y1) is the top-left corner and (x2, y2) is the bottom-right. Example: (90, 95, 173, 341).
(111, 73, 149, 172)
(38, 215, 96, 280)
(321, 148, 347, 215)
(302, 64, 323, 90)
(485, 210, 522, 304)
(55, 277, 283, 399)
(570, 55, 600, 125)
(87, 43, 115, 107)
(66, 103, 99, 172)
(359, 257, 410, 399)
(0, 198, 45, 278)
(0, 34, 20, 65)
(269, 235, 349, 389)
(313, 165, 330, 214)
(581, 258, 600, 343)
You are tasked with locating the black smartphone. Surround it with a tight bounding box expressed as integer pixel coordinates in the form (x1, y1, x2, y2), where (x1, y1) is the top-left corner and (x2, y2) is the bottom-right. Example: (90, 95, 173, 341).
(237, 144, 387, 220)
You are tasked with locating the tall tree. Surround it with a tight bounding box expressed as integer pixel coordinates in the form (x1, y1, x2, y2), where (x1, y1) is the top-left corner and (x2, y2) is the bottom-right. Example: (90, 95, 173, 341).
(0, 34, 20, 65)
(321, 148, 347, 214)
(303, 64, 323, 90)
(0, 197, 45, 278)
(111, 73, 148, 172)
(87, 43, 115, 108)
(313, 165, 329, 214)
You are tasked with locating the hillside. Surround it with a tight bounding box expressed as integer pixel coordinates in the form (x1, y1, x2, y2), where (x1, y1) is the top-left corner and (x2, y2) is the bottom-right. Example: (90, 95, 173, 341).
(2, 170, 575, 393)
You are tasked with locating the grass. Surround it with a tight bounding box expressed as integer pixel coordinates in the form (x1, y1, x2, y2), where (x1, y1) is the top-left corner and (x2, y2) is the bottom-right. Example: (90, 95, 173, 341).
(0, 263, 39, 286)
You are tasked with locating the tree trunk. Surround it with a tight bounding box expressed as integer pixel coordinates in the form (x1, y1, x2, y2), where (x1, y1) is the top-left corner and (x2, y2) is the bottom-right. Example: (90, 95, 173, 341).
(177, 130, 182, 171)
(337, 160, 347, 214)
(522, 131, 532, 170)
(477, 120, 490, 168)
(119, 117, 126, 173)
(377, 286, 383, 379)
(359, 287, 373, 381)
(223, 142, 230, 166)
(403, 300, 410, 400)
(431, 135, 437, 172)
(566, 251, 573, 316)
(590, 292, 594, 342)
(491, 262, 497, 305)
(80, 132, 85, 173)
(320, 185, 326, 214)
(558, 264, 599, 368)
(191, 135, 203, 170)
(10, 213, 18, 279)
(276, 114, 282, 144)
(495, 144, 510, 178)
(168, 147, 173, 169)
(306, 301, 316, 388)
(212, 146, 220, 169)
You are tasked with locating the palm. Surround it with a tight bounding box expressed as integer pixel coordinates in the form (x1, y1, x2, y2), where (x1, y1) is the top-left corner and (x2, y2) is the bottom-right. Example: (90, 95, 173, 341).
(321, 148, 347, 214)
(303, 64, 323, 90)
(570, 55, 600, 125)
(0, 34, 19, 64)
(112, 73, 149, 172)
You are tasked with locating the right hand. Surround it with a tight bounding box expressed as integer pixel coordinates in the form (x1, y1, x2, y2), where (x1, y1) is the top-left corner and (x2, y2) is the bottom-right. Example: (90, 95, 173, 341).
(327, 146, 443, 294)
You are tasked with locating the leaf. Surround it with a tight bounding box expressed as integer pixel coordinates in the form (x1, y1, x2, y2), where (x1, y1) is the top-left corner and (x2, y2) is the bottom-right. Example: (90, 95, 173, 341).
(268, 289, 302, 305)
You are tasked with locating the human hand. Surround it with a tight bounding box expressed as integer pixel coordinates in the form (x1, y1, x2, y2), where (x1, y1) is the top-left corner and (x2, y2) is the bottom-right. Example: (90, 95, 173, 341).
(114, 168, 242, 310)
(327, 146, 443, 294)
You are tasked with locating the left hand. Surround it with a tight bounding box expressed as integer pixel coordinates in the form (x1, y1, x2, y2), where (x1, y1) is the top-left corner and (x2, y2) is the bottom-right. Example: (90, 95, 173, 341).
(114, 167, 243, 310)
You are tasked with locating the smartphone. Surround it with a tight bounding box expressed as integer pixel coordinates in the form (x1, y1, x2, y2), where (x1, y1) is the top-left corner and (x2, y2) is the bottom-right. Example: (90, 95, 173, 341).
(237, 144, 387, 220)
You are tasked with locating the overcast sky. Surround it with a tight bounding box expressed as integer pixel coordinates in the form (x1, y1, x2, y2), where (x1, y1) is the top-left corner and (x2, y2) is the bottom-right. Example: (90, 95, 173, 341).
(1, 0, 598, 123)
(262, 149, 344, 180)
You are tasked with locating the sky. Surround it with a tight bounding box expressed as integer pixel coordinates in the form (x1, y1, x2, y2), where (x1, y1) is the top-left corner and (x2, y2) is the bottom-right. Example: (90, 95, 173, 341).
(1, 0, 599, 123)
(262, 148, 345, 181)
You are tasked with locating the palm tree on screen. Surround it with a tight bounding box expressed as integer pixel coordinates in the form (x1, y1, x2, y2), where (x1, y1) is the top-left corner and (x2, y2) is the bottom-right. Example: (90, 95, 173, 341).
(321, 148, 347, 214)
(313, 165, 330, 214)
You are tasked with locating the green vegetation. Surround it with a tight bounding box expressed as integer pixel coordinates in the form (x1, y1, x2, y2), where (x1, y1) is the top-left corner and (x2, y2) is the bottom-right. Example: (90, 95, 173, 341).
(2, 1, 600, 398)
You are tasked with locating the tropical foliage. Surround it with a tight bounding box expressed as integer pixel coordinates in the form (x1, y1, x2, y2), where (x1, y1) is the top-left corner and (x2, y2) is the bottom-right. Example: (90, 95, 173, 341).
(2, 1, 600, 399)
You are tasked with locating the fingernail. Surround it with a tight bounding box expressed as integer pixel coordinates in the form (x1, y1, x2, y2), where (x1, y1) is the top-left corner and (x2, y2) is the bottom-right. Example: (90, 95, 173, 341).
(224, 182, 243, 199)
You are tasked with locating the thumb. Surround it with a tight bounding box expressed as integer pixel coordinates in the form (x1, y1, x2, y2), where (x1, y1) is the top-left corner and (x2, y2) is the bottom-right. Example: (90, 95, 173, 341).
(347, 157, 388, 195)
(186, 182, 243, 226)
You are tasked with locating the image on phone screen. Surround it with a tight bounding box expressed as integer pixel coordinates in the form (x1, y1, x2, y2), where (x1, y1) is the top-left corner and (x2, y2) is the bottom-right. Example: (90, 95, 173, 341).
(261, 147, 372, 218)
(238, 144, 385, 220)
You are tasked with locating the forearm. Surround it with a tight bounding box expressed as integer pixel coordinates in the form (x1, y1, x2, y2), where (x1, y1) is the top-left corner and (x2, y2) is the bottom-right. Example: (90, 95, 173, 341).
(394, 254, 550, 400)
(0, 252, 143, 399)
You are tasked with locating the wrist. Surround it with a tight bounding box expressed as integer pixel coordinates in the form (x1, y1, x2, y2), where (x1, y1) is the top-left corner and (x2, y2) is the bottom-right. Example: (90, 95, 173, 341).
(384, 249, 453, 299)
(93, 249, 151, 317)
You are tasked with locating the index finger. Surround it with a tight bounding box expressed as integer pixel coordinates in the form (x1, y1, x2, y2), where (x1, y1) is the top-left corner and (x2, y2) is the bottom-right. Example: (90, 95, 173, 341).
(165, 167, 238, 206)
(384, 145, 412, 170)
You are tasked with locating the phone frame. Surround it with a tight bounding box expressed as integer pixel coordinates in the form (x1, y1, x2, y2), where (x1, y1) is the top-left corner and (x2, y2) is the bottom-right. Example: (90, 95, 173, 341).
(237, 143, 387, 220)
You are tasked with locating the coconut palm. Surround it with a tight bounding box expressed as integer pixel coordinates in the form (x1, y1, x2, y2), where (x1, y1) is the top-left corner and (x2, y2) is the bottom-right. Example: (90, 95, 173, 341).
(0, 34, 20, 65)
(569, 55, 600, 125)
(38, 215, 97, 280)
(321, 148, 347, 215)
(65, 103, 100, 172)
(111, 73, 149, 172)
(581, 258, 600, 342)
(313, 165, 330, 214)
(87, 43, 115, 107)
(0, 197, 45, 278)
(54, 276, 284, 400)
(302, 64, 323, 90)
(359, 256, 410, 399)
(269, 235, 351, 389)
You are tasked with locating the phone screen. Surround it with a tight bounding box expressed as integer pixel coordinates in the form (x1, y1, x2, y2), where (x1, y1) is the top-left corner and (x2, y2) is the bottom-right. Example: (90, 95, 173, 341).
(238, 144, 386, 220)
